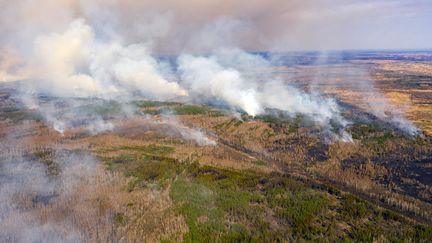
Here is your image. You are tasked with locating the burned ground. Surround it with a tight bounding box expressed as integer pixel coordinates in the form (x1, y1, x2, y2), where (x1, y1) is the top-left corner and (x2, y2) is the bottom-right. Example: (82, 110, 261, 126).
(1, 53, 432, 242)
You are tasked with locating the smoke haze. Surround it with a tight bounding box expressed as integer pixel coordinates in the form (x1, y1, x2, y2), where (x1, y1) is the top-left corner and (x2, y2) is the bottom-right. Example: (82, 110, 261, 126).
(1, 0, 431, 57)
(0, 1, 428, 240)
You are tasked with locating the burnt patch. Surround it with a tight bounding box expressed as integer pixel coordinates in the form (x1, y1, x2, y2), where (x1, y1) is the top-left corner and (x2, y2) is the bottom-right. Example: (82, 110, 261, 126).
(307, 143, 329, 162)
(341, 154, 368, 170)
(32, 193, 59, 205)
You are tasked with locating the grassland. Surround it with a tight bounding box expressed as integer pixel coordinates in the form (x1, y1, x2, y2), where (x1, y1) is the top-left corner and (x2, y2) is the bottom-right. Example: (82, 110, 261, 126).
(97, 142, 432, 242)
(179, 100, 432, 225)
(1, 54, 432, 242)
(134, 100, 224, 117)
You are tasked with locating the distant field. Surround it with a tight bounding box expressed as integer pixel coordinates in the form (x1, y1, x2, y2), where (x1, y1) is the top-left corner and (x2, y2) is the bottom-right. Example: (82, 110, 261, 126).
(1, 51, 432, 242)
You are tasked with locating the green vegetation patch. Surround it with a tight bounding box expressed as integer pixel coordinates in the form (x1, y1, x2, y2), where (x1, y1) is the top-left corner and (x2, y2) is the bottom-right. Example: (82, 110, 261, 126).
(115, 144, 175, 156)
(170, 165, 432, 242)
(174, 105, 223, 116)
(350, 123, 380, 139)
(256, 114, 286, 124)
(114, 213, 127, 226)
(141, 109, 163, 115)
(349, 123, 400, 145)
(102, 144, 180, 190)
(256, 114, 301, 135)
(0, 108, 43, 123)
(252, 160, 267, 166)
(170, 165, 334, 242)
(340, 194, 371, 220)
(101, 143, 432, 242)
(213, 118, 243, 131)
(24, 150, 60, 175)
(134, 100, 178, 108)
(85, 100, 123, 116)
(134, 100, 178, 115)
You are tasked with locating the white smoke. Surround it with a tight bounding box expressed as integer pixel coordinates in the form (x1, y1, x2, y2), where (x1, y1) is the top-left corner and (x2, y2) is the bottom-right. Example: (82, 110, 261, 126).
(0, 151, 98, 242)
(86, 117, 115, 135)
(178, 54, 262, 116)
(160, 114, 216, 146)
(308, 52, 420, 136)
(12, 18, 189, 135)
(25, 18, 187, 99)
(0, 8, 415, 139)
(356, 79, 420, 136)
(16, 18, 353, 140)
(364, 91, 420, 136)
(178, 48, 351, 140)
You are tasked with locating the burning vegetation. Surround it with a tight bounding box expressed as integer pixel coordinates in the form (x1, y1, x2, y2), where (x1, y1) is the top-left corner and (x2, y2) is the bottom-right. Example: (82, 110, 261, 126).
(1, 60, 432, 241)
(0, 2, 432, 241)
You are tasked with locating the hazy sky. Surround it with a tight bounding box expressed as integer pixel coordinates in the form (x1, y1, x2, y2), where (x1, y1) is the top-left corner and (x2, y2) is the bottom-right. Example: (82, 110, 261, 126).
(0, 0, 431, 54)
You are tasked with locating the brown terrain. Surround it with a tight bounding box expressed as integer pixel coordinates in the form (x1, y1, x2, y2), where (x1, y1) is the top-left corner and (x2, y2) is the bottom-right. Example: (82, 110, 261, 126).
(1, 51, 432, 241)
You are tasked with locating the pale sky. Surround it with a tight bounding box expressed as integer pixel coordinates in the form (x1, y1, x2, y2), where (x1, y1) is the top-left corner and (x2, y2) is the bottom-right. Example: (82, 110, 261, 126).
(0, 0, 431, 54)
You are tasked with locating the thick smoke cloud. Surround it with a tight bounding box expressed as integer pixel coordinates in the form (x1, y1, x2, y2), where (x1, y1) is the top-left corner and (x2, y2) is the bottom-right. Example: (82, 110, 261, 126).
(178, 49, 351, 140)
(0, 0, 423, 137)
(178, 53, 262, 116)
(24, 19, 186, 99)
(0, 148, 112, 242)
(0, 1, 425, 240)
(2, 14, 351, 139)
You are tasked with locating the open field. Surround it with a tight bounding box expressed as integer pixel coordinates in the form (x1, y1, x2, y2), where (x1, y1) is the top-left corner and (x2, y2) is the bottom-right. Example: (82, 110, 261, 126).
(1, 51, 432, 242)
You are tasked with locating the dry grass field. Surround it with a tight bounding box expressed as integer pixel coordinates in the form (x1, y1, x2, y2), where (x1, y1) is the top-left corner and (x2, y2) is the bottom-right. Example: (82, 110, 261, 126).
(1, 51, 432, 242)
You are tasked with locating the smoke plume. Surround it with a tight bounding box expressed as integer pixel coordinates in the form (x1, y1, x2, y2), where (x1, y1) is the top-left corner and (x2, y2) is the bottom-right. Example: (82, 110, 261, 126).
(178, 49, 352, 140)
(0, 1, 424, 138)
(23, 19, 187, 99)
(0, 144, 118, 241)
(0, 1, 425, 240)
(3, 15, 354, 139)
